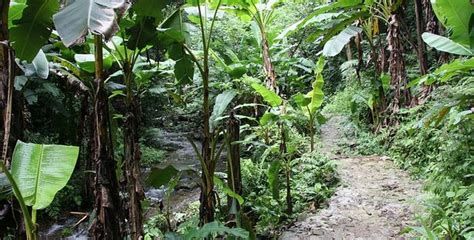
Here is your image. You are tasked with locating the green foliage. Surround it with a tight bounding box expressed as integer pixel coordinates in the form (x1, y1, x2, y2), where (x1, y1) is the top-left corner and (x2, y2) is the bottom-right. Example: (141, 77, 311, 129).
(430, 0, 473, 46)
(240, 128, 338, 234)
(210, 90, 237, 131)
(251, 82, 282, 107)
(422, 0, 474, 55)
(140, 146, 166, 167)
(11, 141, 79, 210)
(144, 214, 167, 240)
(10, 0, 58, 61)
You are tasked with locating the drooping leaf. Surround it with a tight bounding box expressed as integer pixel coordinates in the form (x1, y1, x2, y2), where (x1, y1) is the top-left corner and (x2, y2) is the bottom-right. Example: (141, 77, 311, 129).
(323, 26, 362, 57)
(431, 0, 474, 46)
(32, 50, 49, 79)
(10, 141, 79, 210)
(210, 90, 237, 131)
(9, 0, 58, 61)
(251, 83, 282, 107)
(53, 0, 126, 47)
(214, 176, 244, 205)
(422, 32, 473, 56)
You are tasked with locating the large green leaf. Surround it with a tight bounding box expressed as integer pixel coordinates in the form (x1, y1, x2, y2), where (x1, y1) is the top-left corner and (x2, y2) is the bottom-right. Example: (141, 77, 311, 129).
(308, 56, 325, 113)
(9, 0, 58, 61)
(431, 0, 473, 46)
(53, 0, 126, 47)
(251, 83, 282, 107)
(10, 141, 79, 210)
(422, 32, 473, 56)
(323, 26, 362, 57)
(210, 90, 237, 131)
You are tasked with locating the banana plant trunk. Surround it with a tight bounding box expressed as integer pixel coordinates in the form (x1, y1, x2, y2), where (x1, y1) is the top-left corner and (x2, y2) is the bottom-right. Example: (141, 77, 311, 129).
(200, 50, 215, 225)
(414, 0, 428, 76)
(419, 0, 438, 100)
(387, 14, 411, 122)
(0, 0, 14, 165)
(91, 35, 123, 239)
(260, 28, 277, 92)
(123, 65, 144, 240)
(226, 112, 242, 226)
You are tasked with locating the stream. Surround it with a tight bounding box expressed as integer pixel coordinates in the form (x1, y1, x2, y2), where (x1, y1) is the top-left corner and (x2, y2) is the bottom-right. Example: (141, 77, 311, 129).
(41, 129, 206, 239)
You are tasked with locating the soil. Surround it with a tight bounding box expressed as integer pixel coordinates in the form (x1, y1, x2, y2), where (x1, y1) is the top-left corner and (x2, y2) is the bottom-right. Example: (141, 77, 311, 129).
(280, 116, 425, 240)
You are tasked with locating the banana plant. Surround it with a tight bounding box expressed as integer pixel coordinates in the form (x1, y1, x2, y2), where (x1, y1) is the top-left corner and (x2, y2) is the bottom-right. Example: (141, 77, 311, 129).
(225, 0, 285, 92)
(53, 0, 129, 238)
(421, 0, 474, 56)
(0, 141, 79, 240)
(292, 56, 326, 152)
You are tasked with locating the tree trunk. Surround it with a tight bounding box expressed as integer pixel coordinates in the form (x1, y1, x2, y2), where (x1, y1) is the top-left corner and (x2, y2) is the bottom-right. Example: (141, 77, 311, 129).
(261, 31, 277, 92)
(387, 14, 411, 122)
(123, 66, 144, 240)
(199, 43, 215, 225)
(0, 0, 14, 166)
(419, 0, 438, 100)
(355, 33, 363, 83)
(345, 43, 353, 61)
(280, 123, 292, 215)
(226, 112, 241, 226)
(414, 0, 428, 75)
(91, 35, 123, 239)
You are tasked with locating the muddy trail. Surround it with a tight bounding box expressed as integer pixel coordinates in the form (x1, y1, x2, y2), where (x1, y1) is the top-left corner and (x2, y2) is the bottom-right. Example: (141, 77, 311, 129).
(281, 116, 425, 239)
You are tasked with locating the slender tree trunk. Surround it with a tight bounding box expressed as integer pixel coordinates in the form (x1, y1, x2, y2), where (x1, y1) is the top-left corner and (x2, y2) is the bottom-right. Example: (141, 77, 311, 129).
(91, 35, 123, 239)
(226, 112, 241, 226)
(280, 123, 292, 215)
(200, 41, 215, 225)
(123, 65, 144, 240)
(414, 0, 428, 75)
(260, 28, 277, 92)
(355, 33, 363, 83)
(345, 43, 353, 61)
(419, 0, 438, 100)
(387, 14, 410, 123)
(0, 0, 14, 166)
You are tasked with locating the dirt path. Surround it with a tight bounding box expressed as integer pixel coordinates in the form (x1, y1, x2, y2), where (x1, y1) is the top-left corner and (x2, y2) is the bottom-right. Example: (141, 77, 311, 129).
(281, 116, 425, 239)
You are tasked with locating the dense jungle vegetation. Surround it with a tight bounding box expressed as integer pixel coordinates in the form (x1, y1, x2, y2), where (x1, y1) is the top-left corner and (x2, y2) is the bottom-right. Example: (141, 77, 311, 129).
(0, 0, 472, 239)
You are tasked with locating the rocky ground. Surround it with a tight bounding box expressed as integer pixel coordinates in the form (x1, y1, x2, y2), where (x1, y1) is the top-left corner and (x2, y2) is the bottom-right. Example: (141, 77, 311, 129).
(281, 116, 425, 239)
